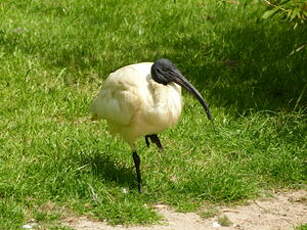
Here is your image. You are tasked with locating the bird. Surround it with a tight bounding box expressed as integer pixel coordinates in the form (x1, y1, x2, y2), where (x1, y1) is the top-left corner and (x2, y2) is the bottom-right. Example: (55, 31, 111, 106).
(91, 58, 212, 192)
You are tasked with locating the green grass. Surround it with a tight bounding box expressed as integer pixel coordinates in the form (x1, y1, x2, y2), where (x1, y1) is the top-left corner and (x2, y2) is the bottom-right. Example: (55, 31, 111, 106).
(295, 224, 307, 230)
(1, 0, 306, 229)
(217, 215, 233, 227)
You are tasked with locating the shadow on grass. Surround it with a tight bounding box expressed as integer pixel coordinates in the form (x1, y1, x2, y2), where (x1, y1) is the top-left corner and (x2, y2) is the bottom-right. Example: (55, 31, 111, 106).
(166, 25, 307, 115)
(80, 151, 136, 188)
(2, 4, 305, 115)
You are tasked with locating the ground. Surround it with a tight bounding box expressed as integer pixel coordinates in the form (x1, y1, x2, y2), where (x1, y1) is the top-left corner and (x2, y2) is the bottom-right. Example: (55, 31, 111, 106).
(63, 190, 306, 230)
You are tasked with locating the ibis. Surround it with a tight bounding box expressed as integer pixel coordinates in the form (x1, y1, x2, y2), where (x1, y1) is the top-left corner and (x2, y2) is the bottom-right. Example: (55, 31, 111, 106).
(91, 58, 212, 192)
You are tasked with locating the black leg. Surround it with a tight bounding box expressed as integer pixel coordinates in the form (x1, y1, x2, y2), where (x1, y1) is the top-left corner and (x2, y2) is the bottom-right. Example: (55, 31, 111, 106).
(145, 135, 150, 147)
(149, 134, 163, 151)
(132, 151, 142, 193)
(144, 134, 163, 151)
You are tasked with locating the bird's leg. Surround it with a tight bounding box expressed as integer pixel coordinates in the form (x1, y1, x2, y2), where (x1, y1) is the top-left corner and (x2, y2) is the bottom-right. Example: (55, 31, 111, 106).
(149, 134, 163, 151)
(132, 151, 142, 193)
(144, 134, 163, 150)
(145, 135, 150, 147)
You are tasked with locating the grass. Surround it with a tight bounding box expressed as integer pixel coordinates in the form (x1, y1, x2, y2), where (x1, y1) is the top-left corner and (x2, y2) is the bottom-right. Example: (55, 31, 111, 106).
(199, 206, 219, 219)
(217, 215, 233, 227)
(0, 0, 306, 229)
(296, 224, 307, 230)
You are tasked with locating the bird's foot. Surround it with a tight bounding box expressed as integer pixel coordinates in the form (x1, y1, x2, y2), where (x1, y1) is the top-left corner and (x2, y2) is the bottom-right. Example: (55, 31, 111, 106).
(144, 134, 163, 151)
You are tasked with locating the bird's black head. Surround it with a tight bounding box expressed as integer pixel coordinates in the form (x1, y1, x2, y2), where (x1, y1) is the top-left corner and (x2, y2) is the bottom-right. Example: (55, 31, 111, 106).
(151, 58, 182, 85)
(151, 58, 213, 120)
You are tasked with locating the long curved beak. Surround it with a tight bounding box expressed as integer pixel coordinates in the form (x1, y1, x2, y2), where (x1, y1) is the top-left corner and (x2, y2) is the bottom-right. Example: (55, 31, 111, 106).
(173, 72, 213, 120)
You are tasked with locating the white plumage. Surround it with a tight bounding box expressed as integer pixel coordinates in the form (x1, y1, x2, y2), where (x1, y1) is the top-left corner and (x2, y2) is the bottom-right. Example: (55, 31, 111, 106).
(91, 59, 212, 192)
(91, 62, 182, 146)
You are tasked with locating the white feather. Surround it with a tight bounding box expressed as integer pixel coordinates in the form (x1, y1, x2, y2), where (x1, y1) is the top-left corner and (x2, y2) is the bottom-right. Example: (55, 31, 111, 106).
(91, 62, 183, 145)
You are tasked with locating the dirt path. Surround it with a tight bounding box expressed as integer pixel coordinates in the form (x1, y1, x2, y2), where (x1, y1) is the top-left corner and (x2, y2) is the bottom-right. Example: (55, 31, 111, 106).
(64, 190, 306, 230)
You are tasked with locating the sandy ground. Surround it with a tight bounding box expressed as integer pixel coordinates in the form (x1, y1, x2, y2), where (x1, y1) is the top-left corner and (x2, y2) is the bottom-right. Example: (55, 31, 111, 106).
(64, 190, 306, 230)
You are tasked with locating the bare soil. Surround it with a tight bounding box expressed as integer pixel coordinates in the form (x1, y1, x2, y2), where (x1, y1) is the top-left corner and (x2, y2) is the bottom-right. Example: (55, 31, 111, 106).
(63, 190, 307, 230)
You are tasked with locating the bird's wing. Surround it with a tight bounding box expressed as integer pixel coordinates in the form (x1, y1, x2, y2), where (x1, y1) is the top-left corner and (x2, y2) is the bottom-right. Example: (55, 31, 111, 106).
(91, 82, 138, 125)
(91, 64, 151, 125)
